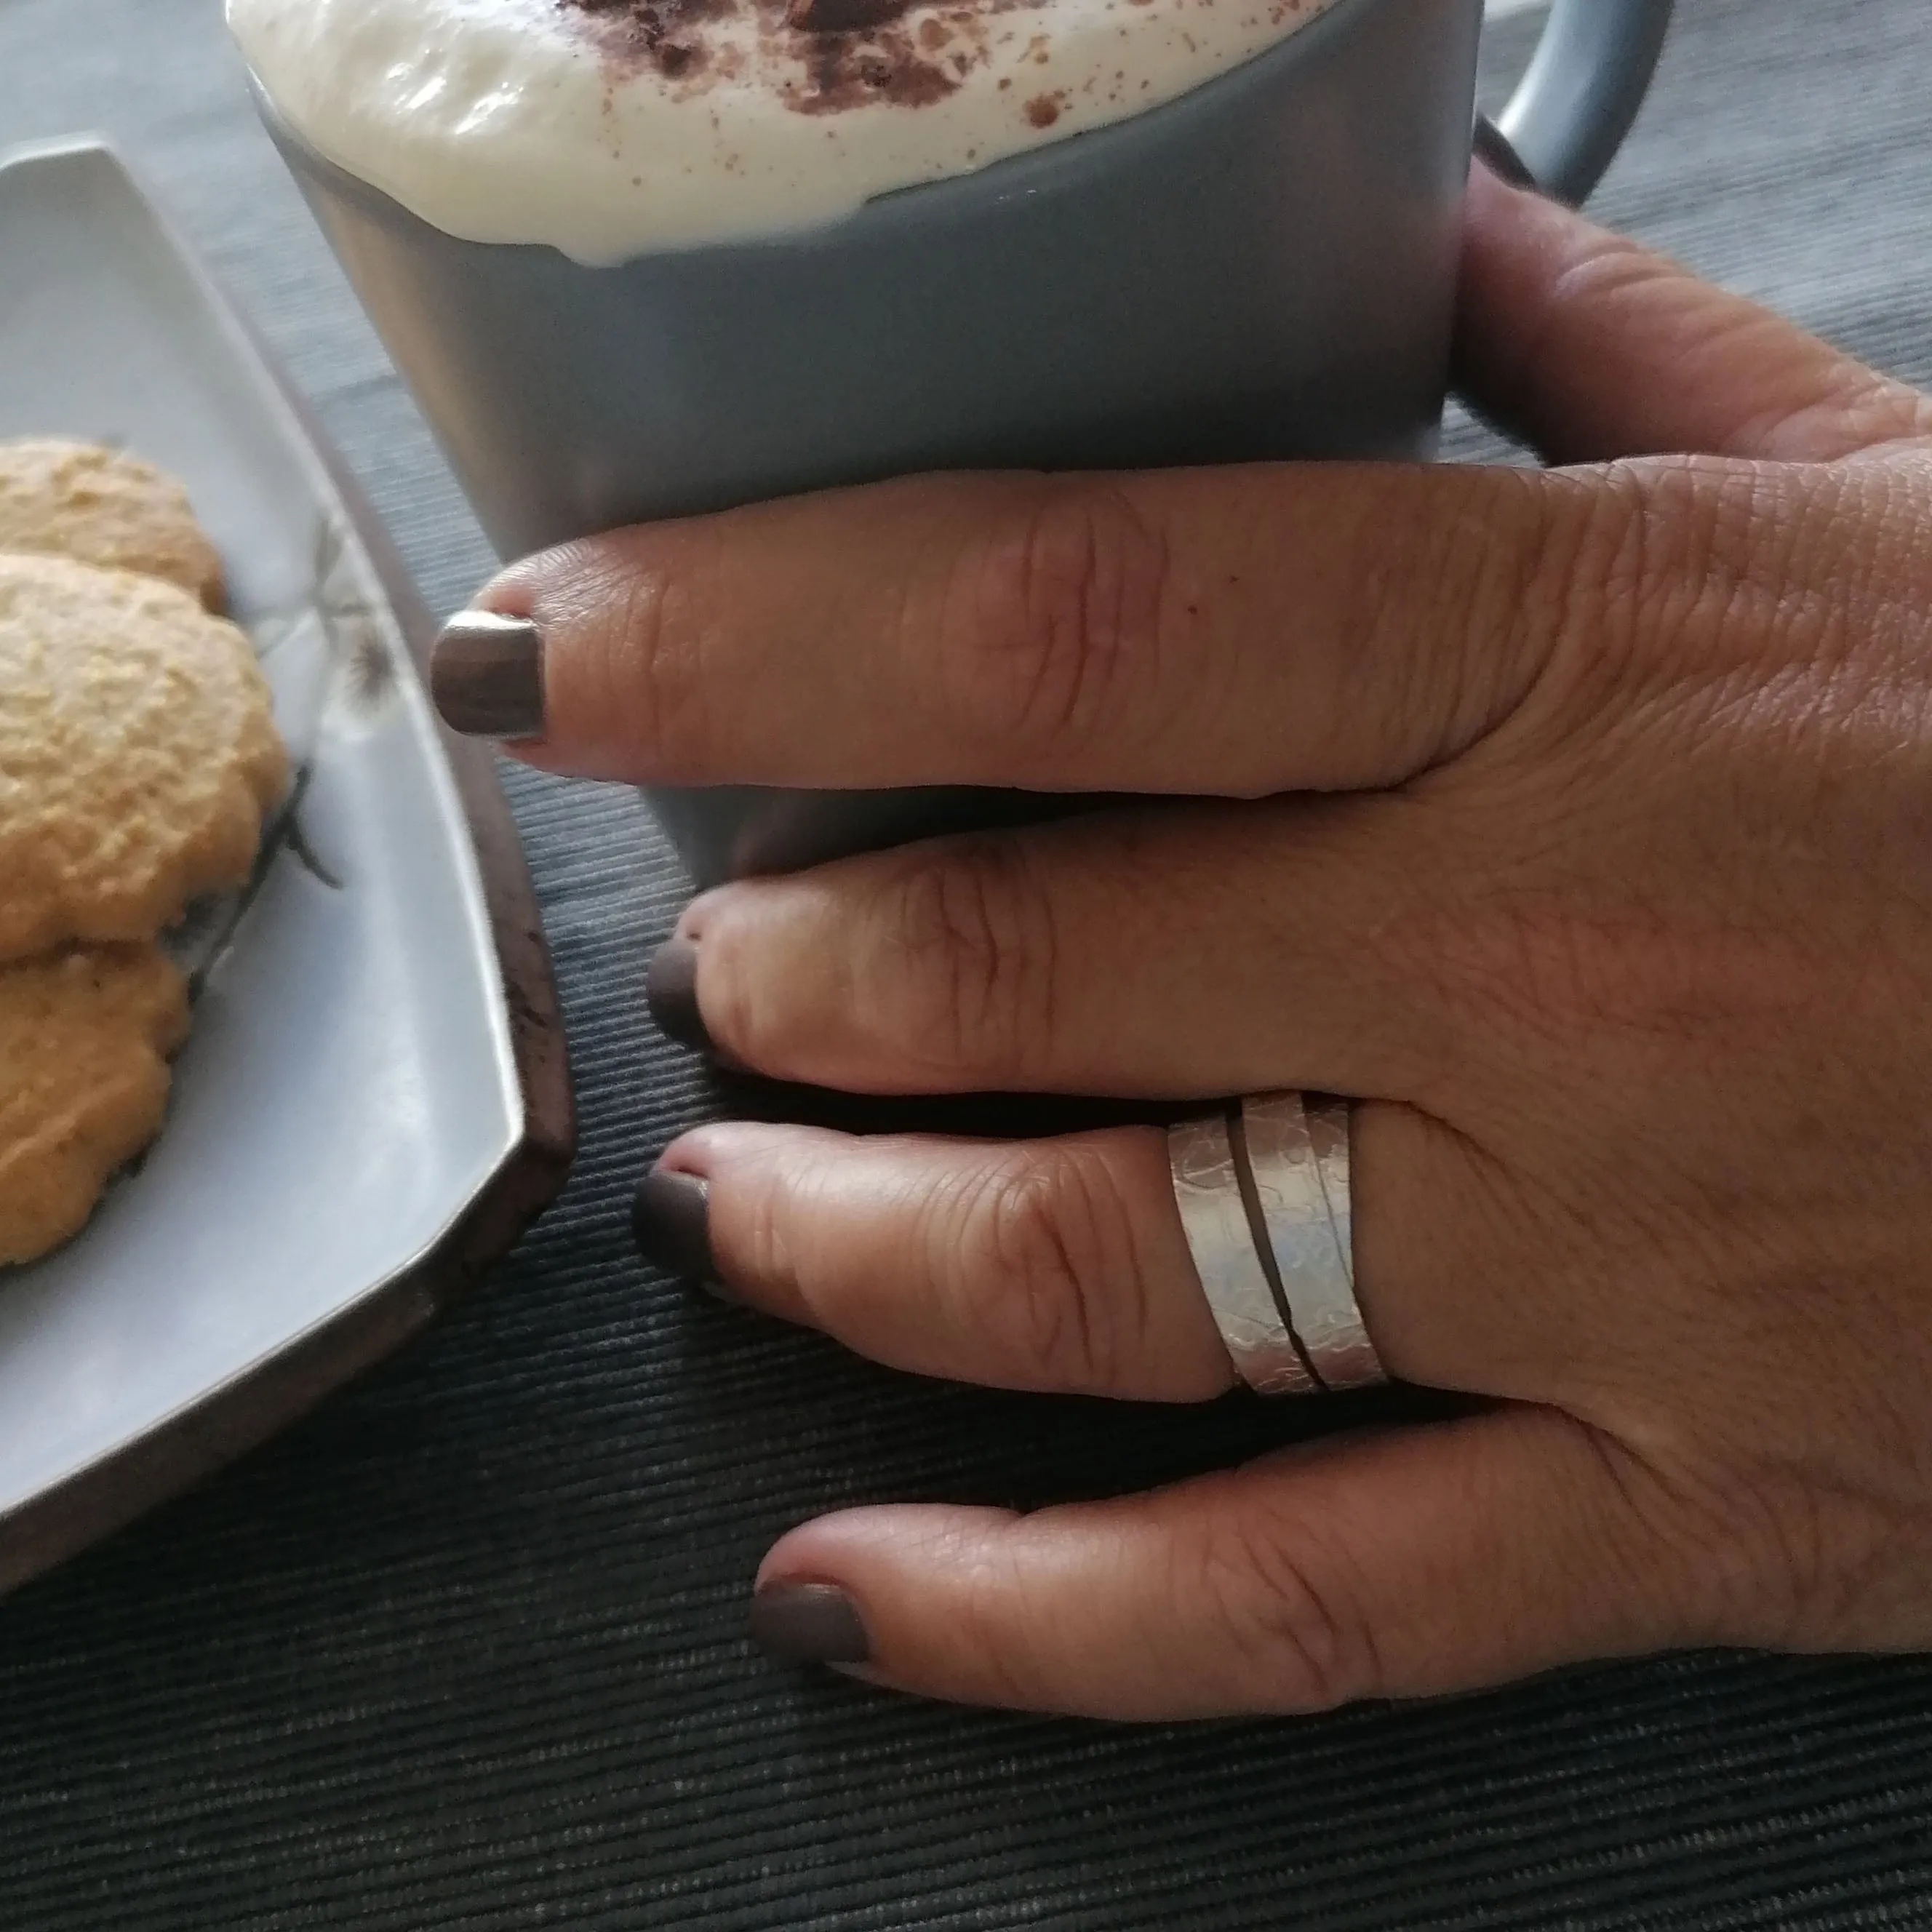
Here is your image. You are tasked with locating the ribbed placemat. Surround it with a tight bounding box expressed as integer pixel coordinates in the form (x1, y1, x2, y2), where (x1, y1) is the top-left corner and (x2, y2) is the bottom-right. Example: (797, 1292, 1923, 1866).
(1, 1, 1929, 1925)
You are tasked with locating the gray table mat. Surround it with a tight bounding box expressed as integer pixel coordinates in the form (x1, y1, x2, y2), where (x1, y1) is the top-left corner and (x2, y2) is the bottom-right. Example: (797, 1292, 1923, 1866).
(3, 1, 1932, 1925)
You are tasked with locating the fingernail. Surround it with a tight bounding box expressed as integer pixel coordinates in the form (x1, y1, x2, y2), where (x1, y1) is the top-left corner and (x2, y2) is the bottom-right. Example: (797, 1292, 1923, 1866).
(1472, 116, 1539, 193)
(632, 1167, 715, 1282)
(749, 1583, 871, 1667)
(647, 935, 712, 1053)
(431, 611, 545, 738)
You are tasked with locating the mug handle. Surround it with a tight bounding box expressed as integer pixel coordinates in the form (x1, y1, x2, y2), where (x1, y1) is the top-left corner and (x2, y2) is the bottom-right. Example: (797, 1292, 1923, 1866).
(1493, 0, 1675, 206)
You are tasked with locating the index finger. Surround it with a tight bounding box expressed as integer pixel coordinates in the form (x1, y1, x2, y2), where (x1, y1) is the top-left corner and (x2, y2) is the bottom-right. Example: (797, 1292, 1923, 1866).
(434, 460, 1569, 794)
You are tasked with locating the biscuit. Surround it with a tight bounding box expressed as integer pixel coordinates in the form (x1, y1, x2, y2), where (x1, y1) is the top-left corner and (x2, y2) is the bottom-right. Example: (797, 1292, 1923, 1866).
(0, 438, 226, 610)
(0, 943, 189, 1266)
(0, 553, 288, 961)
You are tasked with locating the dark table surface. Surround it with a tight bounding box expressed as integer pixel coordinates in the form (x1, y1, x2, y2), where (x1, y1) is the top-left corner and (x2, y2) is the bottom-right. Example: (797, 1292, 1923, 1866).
(4, 1, 1932, 1926)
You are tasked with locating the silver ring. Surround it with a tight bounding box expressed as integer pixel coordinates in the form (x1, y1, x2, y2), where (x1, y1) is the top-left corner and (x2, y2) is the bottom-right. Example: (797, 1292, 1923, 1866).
(1166, 1094, 1387, 1397)
(1240, 1094, 1386, 1392)
(1167, 1109, 1318, 1397)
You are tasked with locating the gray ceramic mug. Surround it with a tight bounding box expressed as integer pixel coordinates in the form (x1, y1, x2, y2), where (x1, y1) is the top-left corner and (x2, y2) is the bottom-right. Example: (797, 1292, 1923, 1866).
(259, 0, 1673, 885)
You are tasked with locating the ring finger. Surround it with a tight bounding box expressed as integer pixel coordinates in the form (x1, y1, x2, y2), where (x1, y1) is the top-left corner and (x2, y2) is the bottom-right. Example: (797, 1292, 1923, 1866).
(636, 1106, 1520, 1403)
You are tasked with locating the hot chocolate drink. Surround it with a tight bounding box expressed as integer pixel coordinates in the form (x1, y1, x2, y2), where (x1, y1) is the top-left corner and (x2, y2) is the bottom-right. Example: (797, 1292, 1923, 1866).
(228, 0, 1342, 261)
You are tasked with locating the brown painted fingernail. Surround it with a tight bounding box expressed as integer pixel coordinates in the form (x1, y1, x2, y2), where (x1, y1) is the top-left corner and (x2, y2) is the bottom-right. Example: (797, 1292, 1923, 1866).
(647, 936, 712, 1053)
(431, 612, 545, 738)
(633, 1167, 715, 1282)
(749, 1583, 871, 1666)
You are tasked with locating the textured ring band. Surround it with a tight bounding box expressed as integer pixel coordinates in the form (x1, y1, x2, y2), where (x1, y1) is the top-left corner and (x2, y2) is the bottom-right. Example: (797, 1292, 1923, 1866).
(1167, 1109, 1318, 1397)
(1240, 1093, 1386, 1393)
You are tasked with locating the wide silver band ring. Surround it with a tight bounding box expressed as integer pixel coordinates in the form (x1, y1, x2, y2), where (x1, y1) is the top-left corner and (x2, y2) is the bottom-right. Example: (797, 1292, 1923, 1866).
(1167, 1109, 1319, 1397)
(1167, 1093, 1388, 1397)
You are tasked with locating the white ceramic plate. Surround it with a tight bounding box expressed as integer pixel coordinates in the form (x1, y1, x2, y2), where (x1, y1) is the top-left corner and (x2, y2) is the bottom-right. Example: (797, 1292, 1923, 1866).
(0, 137, 574, 1593)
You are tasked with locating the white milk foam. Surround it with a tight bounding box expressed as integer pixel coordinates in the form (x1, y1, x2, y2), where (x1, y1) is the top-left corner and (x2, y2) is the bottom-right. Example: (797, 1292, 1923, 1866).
(231, 0, 1341, 264)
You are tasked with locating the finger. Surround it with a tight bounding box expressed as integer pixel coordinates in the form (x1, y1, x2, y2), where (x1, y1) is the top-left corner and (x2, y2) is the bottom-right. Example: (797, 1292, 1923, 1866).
(748, 1407, 1715, 1717)
(442, 454, 1573, 794)
(642, 1122, 1234, 1401)
(642, 1108, 1542, 1413)
(1458, 162, 1932, 465)
(652, 801, 1463, 1103)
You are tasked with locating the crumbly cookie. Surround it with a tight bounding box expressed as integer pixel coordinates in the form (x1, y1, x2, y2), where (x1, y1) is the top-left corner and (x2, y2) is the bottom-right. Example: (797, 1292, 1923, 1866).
(0, 552, 288, 961)
(0, 943, 189, 1266)
(0, 438, 226, 610)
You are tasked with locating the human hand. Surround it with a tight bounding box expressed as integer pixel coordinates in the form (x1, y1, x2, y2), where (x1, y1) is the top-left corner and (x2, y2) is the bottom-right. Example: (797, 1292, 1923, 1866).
(432, 163, 1932, 1720)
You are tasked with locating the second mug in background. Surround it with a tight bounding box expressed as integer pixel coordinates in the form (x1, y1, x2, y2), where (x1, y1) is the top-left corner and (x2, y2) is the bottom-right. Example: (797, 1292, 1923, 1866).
(258, 0, 1673, 885)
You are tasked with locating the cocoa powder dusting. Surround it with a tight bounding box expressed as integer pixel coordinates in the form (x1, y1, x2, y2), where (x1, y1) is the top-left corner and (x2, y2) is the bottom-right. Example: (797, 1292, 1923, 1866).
(787, 0, 912, 30)
(562, 0, 729, 81)
(562, 0, 1028, 116)
(787, 21, 961, 111)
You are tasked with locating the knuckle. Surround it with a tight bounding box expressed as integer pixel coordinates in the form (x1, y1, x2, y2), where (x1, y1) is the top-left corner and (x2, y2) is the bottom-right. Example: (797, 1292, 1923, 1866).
(1184, 1498, 1381, 1712)
(695, 908, 789, 1066)
(860, 839, 1061, 1079)
(1489, 469, 1650, 716)
(1402, 462, 1726, 762)
(957, 1146, 1151, 1390)
(951, 1544, 1054, 1709)
(574, 539, 717, 774)
(1352, 468, 1595, 763)
(1593, 461, 1762, 660)
(1823, 374, 1932, 458)
(1522, 459, 1805, 715)
(940, 483, 1171, 759)
(732, 1162, 802, 1296)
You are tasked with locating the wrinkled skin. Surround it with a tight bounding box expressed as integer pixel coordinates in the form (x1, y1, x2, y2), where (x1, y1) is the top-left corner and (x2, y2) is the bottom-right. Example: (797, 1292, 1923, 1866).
(461, 165, 1932, 1719)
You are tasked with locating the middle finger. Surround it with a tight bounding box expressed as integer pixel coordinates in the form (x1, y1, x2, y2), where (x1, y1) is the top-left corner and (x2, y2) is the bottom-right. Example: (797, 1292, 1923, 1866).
(653, 798, 1465, 1107)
